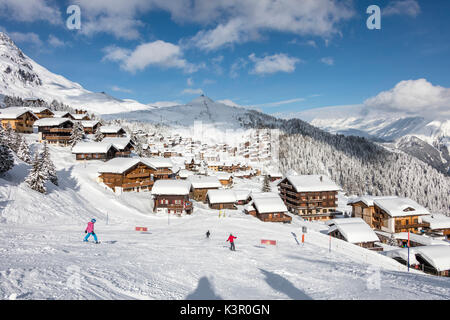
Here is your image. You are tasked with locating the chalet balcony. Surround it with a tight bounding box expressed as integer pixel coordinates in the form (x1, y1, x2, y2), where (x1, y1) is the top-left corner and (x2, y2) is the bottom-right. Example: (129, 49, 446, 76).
(122, 181, 154, 189)
(126, 172, 151, 179)
(395, 223, 428, 232)
(279, 183, 293, 189)
(49, 128, 72, 133)
(44, 135, 71, 141)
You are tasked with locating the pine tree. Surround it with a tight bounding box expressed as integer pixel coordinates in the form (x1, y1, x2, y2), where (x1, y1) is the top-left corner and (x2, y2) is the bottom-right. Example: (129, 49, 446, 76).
(17, 136, 32, 164)
(25, 153, 46, 194)
(93, 127, 104, 142)
(0, 143, 14, 175)
(40, 141, 58, 185)
(69, 121, 84, 146)
(262, 175, 271, 192)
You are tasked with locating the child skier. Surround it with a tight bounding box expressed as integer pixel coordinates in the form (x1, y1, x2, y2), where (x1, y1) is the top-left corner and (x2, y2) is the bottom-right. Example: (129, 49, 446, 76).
(227, 233, 237, 251)
(84, 219, 99, 243)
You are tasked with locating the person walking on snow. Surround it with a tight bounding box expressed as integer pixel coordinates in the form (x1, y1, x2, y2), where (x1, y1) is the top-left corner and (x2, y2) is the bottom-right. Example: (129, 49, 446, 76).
(227, 233, 237, 251)
(84, 219, 99, 243)
(206, 230, 210, 238)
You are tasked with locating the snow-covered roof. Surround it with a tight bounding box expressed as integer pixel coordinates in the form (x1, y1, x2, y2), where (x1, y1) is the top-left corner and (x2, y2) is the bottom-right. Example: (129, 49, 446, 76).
(100, 126, 124, 134)
(80, 120, 99, 128)
(234, 190, 250, 201)
(213, 172, 232, 180)
(326, 217, 366, 227)
(33, 117, 72, 127)
(253, 196, 288, 214)
(52, 111, 71, 118)
(207, 190, 236, 204)
(249, 192, 280, 200)
(373, 197, 430, 217)
(267, 171, 283, 178)
(178, 169, 194, 178)
(102, 137, 132, 150)
(328, 221, 380, 244)
(187, 175, 221, 189)
(414, 245, 450, 271)
(282, 175, 340, 192)
(143, 157, 173, 169)
(347, 195, 399, 207)
(384, 248, 419, 265)
(70, 113, 89, 120)
(72, 142, 116, 154)
(421, 214, 450, 230)
(391, 232, 450, 246)
(27, 107, 53, 114)
(98, 158, 146, 174)
(151, 180, 191, 195)
(0, 107, 37, 120)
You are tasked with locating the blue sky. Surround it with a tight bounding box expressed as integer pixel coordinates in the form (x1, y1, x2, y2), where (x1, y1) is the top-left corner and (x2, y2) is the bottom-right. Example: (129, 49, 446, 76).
(0, 0, 449, 116)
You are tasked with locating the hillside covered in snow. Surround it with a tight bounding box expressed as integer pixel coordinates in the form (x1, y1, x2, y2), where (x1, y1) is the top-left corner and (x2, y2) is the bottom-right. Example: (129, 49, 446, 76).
(0, 32, 151, 115)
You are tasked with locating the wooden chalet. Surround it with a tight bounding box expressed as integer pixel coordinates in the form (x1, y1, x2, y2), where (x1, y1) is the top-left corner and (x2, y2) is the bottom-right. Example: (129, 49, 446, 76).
(33, 118, 73, 146)
(102, 137, 134, 157)
(372, 197, 430, 234)
(151, 180, 193, 214)
(145, 157, 176, 180)
(70, 113, 90, 121)
(214, 172, 233, 187)
(267, 171, 283, 182)
(234, 190, 250, 205)
(80, 120, 101, 134)
(0, 108, 38, 133)
(278, 175, 341, 221)
(326, 218, 382, 251)
(52, 111, 73, 119)
(413, 245, 450, 277)
(98, 158, 156, 193)
(421, 214, 450, 240)
(206, 190, 237, 210)
(187, 175, 221, 202)
(185, 158, 201, 172)
(251, 196, 292, 223)
(100, 126, 126, 138)
(348, 196, 398, 228)
(72, 142, 118, 161)
(27, 107, 54, 119)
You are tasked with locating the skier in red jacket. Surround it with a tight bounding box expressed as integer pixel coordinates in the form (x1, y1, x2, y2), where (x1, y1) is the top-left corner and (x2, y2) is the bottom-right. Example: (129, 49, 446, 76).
(227, 233, 237, 251)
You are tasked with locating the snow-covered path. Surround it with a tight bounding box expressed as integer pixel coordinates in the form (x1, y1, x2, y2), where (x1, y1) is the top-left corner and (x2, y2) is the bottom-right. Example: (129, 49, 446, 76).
(0, 141, 449, 300)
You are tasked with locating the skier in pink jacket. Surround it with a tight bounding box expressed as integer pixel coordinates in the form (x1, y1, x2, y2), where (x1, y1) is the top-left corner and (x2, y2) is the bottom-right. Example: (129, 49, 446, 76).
(84, 219, 99, 243)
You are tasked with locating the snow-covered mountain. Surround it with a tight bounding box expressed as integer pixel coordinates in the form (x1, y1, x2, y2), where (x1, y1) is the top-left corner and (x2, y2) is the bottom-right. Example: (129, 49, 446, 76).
(282, 104, 450, 174)
(0, 32, 151, 115)
(283, 104, 449, 147)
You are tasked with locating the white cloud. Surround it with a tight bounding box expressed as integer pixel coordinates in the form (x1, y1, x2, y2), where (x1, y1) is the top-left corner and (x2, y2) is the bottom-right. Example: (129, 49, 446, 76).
(48, 34, 66, 47)
(72, 0, 354, 47)
(253, 98, 305, 108)
(217, 99, 241, 107)
(0, 0, 61, 24)
(182, 88, 204, 95)
(249, 53, 300, 75)
(9, 31, 43, 47)
(187, 77, 194, 86)
(111, 86, 133, 93)
(364, 79, 450, 118)
(384, 0, 421, 17)
(102, 40, 199, 73)
(148, 101, 180, 108)
(230, 57, 248, 78)
(188, 0, 355, 51)
(320, 57, 334, 66)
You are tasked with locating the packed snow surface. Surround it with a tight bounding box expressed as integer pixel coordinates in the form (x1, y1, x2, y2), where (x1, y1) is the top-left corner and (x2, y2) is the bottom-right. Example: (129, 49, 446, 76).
(1, 141, 449, 300)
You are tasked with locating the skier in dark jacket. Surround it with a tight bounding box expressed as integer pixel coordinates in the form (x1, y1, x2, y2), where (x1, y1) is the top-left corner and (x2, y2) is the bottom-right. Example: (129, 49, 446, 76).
(227, 233, 237, 251)
(206, 230, 210, 238)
